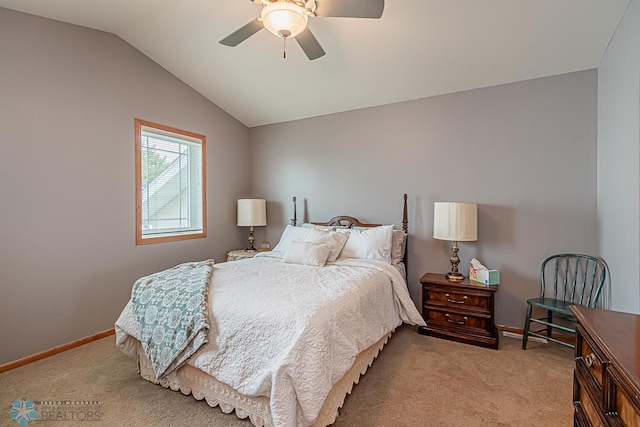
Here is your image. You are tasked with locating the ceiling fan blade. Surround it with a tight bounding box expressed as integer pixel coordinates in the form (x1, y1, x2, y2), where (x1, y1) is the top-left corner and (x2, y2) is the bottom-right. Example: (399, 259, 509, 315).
(219, 19, 264, 47)
(314, 0, 384, 18)
(295, 28, 326, 60)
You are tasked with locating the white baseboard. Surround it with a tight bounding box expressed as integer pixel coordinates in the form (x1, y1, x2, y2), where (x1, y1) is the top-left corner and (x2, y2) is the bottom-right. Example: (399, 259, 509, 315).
(502, 330, 547, 343)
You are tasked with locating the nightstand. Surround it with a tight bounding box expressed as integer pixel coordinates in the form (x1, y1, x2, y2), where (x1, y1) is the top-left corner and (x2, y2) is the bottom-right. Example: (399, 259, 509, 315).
(417, 272, 499, 349)
(227, 249, 258, 262)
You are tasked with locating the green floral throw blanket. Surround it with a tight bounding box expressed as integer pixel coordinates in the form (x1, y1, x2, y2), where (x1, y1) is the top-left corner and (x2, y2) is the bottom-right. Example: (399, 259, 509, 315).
(131, 259, 213, 380)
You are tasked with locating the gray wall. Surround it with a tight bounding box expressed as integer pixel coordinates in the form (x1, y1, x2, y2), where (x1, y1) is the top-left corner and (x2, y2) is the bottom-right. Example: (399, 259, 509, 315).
(250, 70, 599, 328)
(597, 0, 640, 314)
(0, 8, 251, 364)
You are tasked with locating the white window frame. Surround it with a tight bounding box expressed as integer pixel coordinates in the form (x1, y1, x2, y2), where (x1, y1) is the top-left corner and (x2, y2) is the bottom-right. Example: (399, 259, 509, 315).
(135, 118, 207, 245)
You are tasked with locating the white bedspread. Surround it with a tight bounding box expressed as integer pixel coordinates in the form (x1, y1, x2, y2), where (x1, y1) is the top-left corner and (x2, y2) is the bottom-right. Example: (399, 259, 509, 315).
(115, 253, 425, 427)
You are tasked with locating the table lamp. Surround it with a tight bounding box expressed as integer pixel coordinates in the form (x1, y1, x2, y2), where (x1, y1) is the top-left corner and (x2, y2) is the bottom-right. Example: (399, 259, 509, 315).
(237, 199, 267, 252)
(433, 202, 478, 282)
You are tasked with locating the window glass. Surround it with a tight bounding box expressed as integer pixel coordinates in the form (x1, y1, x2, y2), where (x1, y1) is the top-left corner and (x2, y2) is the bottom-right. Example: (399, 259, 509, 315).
(135, 119, 206, 244)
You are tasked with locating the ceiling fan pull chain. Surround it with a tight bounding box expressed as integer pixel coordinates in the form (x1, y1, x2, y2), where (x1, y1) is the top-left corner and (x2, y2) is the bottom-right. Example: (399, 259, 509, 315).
(283, 37, 287, 59)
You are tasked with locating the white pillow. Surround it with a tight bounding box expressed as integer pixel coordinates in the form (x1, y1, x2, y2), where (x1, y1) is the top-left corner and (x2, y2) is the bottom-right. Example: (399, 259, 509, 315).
(305, 228, 349, 262)
(336, 225, 394, 263)
(283, 241, 331, 267)
(273, 225, 311, 252)
(391, 229, 407, 265)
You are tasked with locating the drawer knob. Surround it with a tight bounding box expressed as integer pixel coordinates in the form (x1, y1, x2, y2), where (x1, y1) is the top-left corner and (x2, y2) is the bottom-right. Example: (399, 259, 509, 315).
(445, 313, 468, 325)
(445, 294, 468, 304)
(585, 353, 596, 369)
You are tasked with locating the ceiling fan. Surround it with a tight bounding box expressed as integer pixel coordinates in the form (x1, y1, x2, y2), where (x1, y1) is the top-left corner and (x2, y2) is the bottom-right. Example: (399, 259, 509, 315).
(219, 0, 385, 60)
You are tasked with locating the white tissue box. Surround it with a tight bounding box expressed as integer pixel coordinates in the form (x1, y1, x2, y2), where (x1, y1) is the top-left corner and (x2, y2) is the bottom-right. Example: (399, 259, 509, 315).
(469, 267, 500, 285)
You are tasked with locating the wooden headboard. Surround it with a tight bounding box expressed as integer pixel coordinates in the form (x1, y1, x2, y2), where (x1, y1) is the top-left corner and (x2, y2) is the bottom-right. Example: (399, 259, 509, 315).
(312, 216, 381, 228)
(290, 194, 409, 266)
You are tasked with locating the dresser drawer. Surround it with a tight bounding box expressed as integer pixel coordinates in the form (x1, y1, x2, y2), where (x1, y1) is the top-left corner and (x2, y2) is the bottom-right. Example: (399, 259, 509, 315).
(617, 386, 640, 426)
(425, 287, 489, 312)
(578, 386, 606, 427)
(610, 366, 640, 426)
(576, 326, 606, 398)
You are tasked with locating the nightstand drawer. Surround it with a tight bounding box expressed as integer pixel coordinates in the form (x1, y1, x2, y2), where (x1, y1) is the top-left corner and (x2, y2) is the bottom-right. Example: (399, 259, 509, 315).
(426, 309, 489, 331)
(425, 287, 489, 312)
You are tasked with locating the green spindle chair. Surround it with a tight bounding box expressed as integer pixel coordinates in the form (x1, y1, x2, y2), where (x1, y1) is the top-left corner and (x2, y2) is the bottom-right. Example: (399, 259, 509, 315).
(522, 254, 607, 349)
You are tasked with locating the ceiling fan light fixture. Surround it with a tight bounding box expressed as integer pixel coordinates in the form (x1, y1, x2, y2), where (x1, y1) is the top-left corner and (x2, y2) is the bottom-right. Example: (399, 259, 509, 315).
(261, 2, 309, 39)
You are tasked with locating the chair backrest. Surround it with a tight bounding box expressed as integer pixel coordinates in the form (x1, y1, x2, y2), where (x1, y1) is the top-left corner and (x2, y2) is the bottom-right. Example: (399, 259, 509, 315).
(540, 254, 607, 308)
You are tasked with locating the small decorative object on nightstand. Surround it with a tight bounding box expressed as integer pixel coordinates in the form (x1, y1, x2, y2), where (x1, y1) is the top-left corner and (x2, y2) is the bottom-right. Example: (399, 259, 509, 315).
(417, 272, 498, 349)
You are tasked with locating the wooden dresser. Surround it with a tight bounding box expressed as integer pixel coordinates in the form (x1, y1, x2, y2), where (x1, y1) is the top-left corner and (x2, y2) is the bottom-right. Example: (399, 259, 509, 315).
(570, 305, 640, 426)
(417, 272, 498, 349)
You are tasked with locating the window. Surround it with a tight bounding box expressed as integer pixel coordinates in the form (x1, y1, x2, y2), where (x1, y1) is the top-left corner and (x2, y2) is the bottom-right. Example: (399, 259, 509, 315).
(135, 119, 206, 244)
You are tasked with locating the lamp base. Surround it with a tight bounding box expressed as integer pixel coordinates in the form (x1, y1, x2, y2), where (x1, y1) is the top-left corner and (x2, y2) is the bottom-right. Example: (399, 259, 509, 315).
(446, 240, 464, 282)
(246, 226, 257, 252)
(446, 271, 465, 282)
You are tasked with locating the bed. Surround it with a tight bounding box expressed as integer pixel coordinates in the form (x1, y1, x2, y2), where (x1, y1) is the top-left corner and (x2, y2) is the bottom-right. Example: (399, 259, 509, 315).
(115, 194, 426, 427)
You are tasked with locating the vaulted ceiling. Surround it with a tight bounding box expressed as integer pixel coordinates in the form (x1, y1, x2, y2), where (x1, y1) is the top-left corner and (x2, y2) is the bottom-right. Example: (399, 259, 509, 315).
(0, 0, 630, 127)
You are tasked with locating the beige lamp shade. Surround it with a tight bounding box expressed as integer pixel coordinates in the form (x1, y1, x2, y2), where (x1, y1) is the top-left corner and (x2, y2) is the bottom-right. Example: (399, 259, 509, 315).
(433, 202, 478, 242)
(237, 199, 267, 227)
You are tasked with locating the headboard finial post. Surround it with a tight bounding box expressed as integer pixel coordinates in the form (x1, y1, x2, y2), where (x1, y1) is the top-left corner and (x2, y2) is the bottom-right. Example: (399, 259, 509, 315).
(402, 193, 408, 234)
(291, 196, 297, 226)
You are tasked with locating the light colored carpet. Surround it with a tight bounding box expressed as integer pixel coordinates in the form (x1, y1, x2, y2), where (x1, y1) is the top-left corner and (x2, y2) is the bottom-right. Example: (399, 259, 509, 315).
(0, 325, 573, 427)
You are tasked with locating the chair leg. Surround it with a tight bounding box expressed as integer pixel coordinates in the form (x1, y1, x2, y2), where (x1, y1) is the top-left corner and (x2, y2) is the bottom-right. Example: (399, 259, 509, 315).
(547, 310, 553, 340)
(522, 303, 533, 350)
